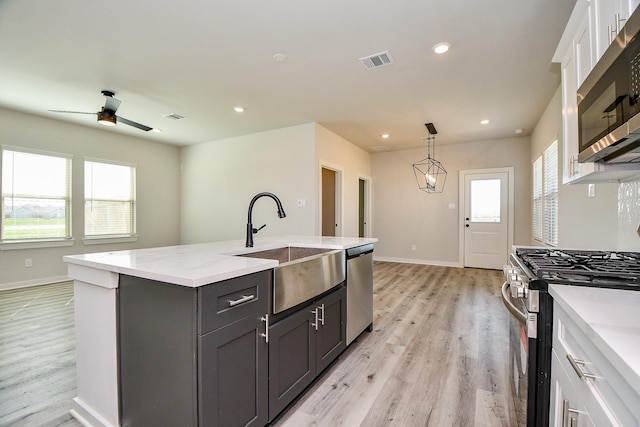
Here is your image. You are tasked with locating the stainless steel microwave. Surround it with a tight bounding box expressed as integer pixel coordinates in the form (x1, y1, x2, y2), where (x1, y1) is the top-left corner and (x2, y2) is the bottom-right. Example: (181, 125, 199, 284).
(578, 7, 640, 164)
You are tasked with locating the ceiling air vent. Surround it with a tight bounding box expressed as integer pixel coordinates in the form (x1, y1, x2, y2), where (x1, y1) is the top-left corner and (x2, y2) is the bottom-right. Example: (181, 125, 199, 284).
(359, 51, 394, 70)
(165, 113, 185, 120)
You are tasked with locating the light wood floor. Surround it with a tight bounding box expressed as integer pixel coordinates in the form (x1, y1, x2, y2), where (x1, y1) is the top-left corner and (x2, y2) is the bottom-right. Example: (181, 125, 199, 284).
(0, 262, 515, 427)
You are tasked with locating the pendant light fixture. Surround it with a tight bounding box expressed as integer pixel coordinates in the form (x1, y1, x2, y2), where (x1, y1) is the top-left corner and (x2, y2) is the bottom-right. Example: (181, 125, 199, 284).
(412, 123, 447, 193)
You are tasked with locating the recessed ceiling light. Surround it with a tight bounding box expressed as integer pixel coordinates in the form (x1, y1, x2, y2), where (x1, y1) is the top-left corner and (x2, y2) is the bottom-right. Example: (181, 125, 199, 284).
(233, 106, 245, 113)
(272, 53, 287, 62)
(515, 128, 524, 134)
(151, 128, 162, 133)
(480, 119, 490, 125)
(381, 133, 390, 139)
(433, 42, 451, 54)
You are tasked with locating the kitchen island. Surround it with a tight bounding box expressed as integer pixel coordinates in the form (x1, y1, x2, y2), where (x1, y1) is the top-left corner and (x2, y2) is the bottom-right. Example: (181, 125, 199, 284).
(64, 236, 376, 427)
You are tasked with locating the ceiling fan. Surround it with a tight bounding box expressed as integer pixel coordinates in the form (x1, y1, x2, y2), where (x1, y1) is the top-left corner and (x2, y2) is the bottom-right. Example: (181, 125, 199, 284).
(49, 90, 153, 131)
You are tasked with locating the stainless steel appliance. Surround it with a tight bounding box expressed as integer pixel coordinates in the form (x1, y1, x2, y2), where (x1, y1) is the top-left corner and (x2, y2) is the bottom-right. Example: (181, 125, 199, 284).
(346, 244, 374, 345)
(502, 247, 640, 427)
(577, 6, 640, 164)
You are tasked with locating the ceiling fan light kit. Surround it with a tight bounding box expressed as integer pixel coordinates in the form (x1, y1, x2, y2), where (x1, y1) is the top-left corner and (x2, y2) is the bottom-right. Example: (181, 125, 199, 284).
(412, 123, 447, 193)
(97, 109, 116, 126)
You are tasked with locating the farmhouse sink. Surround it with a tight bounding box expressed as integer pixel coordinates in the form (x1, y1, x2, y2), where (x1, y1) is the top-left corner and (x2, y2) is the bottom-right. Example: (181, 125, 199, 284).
(238, 246, 345, 313)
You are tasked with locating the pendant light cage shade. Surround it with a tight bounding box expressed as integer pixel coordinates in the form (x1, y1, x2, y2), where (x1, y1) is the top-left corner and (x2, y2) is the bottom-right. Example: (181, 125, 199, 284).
(413, 123, 447, 193)
(413, 157, 447, 193)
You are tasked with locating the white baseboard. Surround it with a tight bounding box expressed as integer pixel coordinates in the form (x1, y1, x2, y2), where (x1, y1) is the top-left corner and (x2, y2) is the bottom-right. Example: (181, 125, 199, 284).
(373, 255, 462, 268)
(0, 275, 70, 291)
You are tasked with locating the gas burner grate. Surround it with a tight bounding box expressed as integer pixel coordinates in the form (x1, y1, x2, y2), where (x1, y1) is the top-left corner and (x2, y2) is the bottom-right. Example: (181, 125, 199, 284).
(514, 248, 640, 290)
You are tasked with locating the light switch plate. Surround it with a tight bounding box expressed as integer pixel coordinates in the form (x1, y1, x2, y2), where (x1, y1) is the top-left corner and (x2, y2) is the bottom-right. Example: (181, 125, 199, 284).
(588, 184, 595, 198)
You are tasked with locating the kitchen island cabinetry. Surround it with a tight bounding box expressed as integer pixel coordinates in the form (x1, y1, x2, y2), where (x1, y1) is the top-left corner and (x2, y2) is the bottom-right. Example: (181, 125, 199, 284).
(119, 271, 270, 427)
(549, 285, 640, 427)
(268, 284, 347, 420)
(64, 235, 377, 426)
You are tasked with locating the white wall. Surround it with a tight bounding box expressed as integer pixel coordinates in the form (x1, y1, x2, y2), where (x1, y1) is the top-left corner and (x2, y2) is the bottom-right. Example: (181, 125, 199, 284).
(315, 124, 372, 237)
(0, 108, 181, 289)
(371, 136, 531, 265)
(530, 86, 620, 249)
(180, 123, 317, 243)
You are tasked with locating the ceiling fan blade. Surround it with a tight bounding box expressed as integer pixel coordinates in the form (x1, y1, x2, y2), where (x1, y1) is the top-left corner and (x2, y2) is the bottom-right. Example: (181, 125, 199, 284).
(48, 110, 96, 115)
(103, 96, 121, 113)
(117, 116, 153, 132)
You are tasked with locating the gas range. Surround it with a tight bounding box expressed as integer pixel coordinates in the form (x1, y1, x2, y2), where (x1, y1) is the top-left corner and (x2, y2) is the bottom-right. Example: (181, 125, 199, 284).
(512, 247, 640, 291)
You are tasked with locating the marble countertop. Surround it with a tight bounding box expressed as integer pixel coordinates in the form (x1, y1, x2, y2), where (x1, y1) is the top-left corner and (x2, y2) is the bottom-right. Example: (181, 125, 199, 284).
(549, 284, 640, 399)
(63, 235, 377, 287)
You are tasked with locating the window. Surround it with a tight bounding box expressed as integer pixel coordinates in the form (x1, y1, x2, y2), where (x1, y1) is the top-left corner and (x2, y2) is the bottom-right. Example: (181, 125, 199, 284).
(1, 148, 72, 241)
(470, 179, 501, 222)
(84, 159, 136, 238)
(532, 140, 558, 246)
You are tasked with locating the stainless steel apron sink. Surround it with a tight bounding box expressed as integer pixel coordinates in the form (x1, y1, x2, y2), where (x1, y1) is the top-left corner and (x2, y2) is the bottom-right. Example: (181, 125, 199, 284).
(238, 246, 345, 313)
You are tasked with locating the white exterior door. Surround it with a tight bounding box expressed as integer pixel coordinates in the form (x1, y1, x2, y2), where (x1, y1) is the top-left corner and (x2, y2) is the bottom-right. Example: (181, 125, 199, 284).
(461, 168, 514, 269)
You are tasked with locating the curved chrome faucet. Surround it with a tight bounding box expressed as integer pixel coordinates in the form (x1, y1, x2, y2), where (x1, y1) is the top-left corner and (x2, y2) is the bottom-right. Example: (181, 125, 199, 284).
(246, 192, 286, 247)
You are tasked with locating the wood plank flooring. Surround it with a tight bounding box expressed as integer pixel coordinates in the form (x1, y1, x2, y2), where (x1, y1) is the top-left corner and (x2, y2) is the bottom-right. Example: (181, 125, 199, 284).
(0, 262, 515, 427)
(273, 262, 515, 427)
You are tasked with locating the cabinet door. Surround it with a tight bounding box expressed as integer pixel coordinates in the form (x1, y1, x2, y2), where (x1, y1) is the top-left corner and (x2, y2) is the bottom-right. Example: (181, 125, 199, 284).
(200, 315, 268, 427)
(315, 286, 347, 373)
(268, 306, 315, 420)
(550, 351, 596, 427)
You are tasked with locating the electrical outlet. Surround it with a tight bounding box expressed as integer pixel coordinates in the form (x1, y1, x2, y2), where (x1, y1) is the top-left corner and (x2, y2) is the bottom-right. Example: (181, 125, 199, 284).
(297, 199, 306, 207)
(25, 258, 32, 268)
(411, 244, 416, 251)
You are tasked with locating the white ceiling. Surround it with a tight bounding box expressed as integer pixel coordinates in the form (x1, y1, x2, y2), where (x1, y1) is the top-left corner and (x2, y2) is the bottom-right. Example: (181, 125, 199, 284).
(0, 0, 575, 151)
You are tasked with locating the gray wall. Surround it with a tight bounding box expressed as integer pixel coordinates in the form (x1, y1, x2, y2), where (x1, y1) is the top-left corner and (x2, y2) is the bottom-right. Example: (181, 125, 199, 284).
(179, 123, 372, 244)
(371, 136, 531, 265)
(0, 108, 181, 290)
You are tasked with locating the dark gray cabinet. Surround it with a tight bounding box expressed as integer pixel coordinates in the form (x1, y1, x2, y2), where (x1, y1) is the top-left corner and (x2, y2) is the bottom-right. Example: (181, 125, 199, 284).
(268, 285, 346, 420)
(118, 270, 270, 427)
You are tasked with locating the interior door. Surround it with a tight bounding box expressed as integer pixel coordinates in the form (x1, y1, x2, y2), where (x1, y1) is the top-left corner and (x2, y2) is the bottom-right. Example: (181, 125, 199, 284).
(358, 178, 368, 238)
(462, 170, 511, 269)
(321, 167, 336, 236)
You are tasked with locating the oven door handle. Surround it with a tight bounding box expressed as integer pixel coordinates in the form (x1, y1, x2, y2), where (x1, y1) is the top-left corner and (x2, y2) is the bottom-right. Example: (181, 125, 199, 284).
(501, 281, 527, 326)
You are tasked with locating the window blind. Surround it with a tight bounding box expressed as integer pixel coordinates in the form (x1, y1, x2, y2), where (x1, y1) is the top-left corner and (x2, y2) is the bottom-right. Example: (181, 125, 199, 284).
(84, 160, 136, 237)
(1, 148, 71, 240)
(543, 141, 559, 246)
(532, 156, 543, 241)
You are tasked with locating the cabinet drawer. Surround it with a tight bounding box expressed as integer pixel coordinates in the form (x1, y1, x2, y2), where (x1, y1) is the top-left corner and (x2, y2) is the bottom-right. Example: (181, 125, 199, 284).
(554, 303, 640, 427)
(199, 270, 271, 334)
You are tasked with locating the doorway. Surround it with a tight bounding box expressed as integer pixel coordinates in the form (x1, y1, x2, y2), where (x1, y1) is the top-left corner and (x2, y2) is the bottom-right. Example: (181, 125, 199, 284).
(321, 167, 340, 236)
(460, 168, 514, 269)
(358, 178, 370, 238)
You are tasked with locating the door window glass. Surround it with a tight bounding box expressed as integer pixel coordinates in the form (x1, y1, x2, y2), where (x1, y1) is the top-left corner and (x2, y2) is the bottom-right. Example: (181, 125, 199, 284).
(470, 179, 501, 222)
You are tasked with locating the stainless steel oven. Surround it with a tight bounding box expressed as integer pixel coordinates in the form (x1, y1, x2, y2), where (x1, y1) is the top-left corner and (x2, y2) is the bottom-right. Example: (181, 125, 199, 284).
(502, 247, 640, 427)
(502, 259, 552, 427)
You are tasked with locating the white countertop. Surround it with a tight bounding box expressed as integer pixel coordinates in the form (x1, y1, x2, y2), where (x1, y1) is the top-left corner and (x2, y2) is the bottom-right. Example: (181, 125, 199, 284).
(63, 235, 377, 287)
(549, 284, 640, 398)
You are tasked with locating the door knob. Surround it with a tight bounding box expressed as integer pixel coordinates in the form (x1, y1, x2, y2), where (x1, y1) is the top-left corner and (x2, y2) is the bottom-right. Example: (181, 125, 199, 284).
(466, 224, 469, 227)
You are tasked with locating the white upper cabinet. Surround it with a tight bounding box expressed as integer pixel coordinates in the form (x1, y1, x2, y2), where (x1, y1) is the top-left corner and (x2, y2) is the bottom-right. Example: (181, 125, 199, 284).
(594, 0, 640, 60)
(556, 2, 597, 184)
(554, 0, 640, 184)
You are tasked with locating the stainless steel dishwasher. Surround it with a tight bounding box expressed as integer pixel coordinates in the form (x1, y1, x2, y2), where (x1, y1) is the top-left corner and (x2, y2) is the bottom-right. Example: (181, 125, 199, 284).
(346, 244, 374, 345)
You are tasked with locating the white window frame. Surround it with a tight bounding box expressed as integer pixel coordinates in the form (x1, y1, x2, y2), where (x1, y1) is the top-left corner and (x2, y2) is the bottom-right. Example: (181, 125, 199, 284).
(1, 146, 73, 250)
(83, 158, 137, 244)
(532, 140, 559, 246)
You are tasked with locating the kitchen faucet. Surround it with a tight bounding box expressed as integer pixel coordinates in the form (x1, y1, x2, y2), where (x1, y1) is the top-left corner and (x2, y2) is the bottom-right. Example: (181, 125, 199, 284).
(246, 192, 286, 247)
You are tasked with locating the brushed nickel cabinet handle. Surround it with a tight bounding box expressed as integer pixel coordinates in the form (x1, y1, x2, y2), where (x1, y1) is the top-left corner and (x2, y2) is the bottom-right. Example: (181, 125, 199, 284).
(311, 308, 319, 331)
(228, 294, 255, 307)
(319, 303, 325, 326)
(261, 314, 269, 343)
(562, 399, 579, 427)
(566, 353, 596, 380)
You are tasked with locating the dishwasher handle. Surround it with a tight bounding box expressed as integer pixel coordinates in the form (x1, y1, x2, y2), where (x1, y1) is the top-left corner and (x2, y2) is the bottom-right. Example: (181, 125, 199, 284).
(501, 281, 527, 326)
(346, 244, 374, 259)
